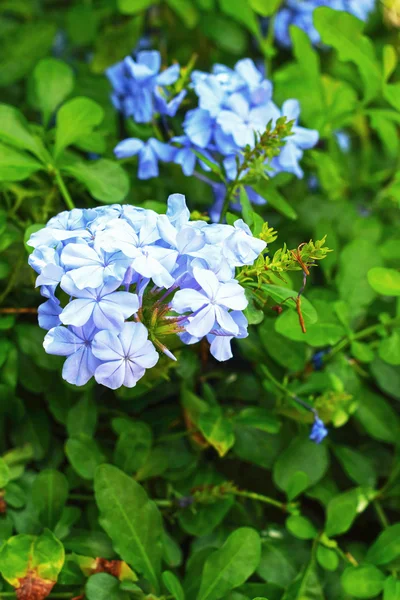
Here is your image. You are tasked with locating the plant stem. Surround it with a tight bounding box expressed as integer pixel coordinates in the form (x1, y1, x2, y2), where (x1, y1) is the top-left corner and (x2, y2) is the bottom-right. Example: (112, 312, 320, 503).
(55, 170, 75, 210)
(260, 364, 297, 400)
(373, 499, 390, 529)
(0, 595, 74, 599)
(233, 488, 287, 511)
(0, 308, 37, 314)
(328, 316, 400, 359)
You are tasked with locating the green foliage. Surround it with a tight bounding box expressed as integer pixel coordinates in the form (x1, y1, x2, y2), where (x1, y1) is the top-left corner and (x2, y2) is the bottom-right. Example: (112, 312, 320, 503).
(0, 2, 399, 600)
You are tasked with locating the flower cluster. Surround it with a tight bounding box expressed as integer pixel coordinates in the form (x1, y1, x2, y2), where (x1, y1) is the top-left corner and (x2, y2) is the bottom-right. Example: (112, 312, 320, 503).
(110, 51, 318, 218)
(27, 194, 266, 390)
(274, 0, 376, 48)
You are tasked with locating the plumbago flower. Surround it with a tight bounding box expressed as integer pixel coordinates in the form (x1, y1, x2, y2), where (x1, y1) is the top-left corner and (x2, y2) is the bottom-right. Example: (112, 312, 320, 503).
(109, 52, 319, 219)
(27, 194, 266, 391)
(274, 0, 376, 48)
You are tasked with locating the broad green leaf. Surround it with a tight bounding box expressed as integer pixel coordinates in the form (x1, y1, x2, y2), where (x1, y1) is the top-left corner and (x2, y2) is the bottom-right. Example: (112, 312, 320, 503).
(384, 576, 400, 600)
(66, 4, 98, 46)
(273, 436, 329, 495)
(0, 457, 10, 487)
(163, 571, 185, 600)
(314, 7, 381, 102)
(368, 267, 400, 296)
(0, 104, 48, 161)
(286, 515, 317, 540)
(370, 356, 400, 400)
(378, 331, 400, 365)
(31, 469, 69, 530)
(114, 423, 152, 474)
(316, 546, 339, 572)
(341, 566, 385, 599)
(166, 0, 199, 27)
(67, 396, 98, 438)
(198, 405, 235, 457)
(259, 318, 307, 372)
(54, 97, 104, 159)
(0, 22, 56, 87)
(86, 572, 127, 600)
(325, 489, 359, 537)
(197, 528, 261, 600)
(252, 182, 297, 220)
(260, 285, 317, 324)
(66, 435, 106, 480)
(257, 540, 296, 588)
(0, 530, 64, 588)
(333, 445, 376, 487)
(200, 14, 247, 55)
(355, 389, 399, 443)
(286, 472, 310, 501)
(32, 58, 74, 125)
(218, 0, 260, 38)
(117, 0, 155, 14)
(281, 557, 324, 600)
(95, 464, 163, 593)
(91, 15, 144, 73)
(61, 157, 129, 203)
(383, 45, 398, 81)
(234, 407, 281, 434)
(249, 0, 281, 16)
(0, 142, 43, 182)
(366, 524, 400, 566)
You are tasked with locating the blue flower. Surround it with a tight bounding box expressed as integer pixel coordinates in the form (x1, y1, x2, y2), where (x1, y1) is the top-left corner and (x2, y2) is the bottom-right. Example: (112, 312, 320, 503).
(171, 267, 247, 338)
(207, 310, 249, 361)
(61, 244, 131, 290)
(309, 415, 328, 444)
(44, 322, 100, 386)
(38, 298, 62, 331)
(114, 137, 176, 180)
(107, 50, 185, 123)
(171, 135, 215, 176)
(274, 0, 376, 48)
(92, 322, 159, 389)
(59, 275, 139, 332)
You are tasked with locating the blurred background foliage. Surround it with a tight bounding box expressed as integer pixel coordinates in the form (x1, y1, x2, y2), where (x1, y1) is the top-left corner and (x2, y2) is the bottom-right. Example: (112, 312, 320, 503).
(0, 1, 400, 599)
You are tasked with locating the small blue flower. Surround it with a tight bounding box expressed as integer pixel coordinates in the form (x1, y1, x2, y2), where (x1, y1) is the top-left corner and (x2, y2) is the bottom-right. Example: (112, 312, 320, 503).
(309, 415, 328, 444)
(92, 322, 159, 389)
(114, 137, 176, 180)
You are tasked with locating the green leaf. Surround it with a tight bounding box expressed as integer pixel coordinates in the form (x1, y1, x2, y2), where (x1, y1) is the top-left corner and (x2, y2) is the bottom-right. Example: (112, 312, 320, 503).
(252, 182, 298, 220)
(383, 45, 398, 81)
(114, 423, 152, 474)
(378, 331, 400, 365)
(198, 405, 235, 457)
(67, 396, 98, 438)
(218, 0, 260, 38)
(197, 528, 261, 600)
(341, 566, 385, 599)
(260, 285, 317, 324)
(199, 14, 247, 55)
(0, 142, 43, 182)
(86, 572, 127, 600)
(163, 571, 185, 600)
(368, 267, 400, 296)
(32, 58, 74, 125)
(66, 435, 106, 480)
(355, 389, 400, 443)
(286, 515, 317, 540)
(166, 0, 199, 27)
(95, 464, 163, 592)
(117, 0, 155, 14)
(384, 576, 400, 600)
(316, 545, 339, 572)
(249, 0, 281, 16)
(31, 469, 69, 531)
(325, 489, 359, 537)
(234, 407, 281, 434)
(61, 157, 129, 204)
(54, 97, 104, 159)
(314, 7, 381, 102)
(333, 445, 376, 487)
(366, 524, 400, 566)
(257, 540, 296, 588)
(0, 22, 56, 87)
(0, 104, 48, 161)
(0, 529, 64, 588)
(259, 318, 307, 372)
(0, 457, 10, 488)
(273, 436, 329, 496)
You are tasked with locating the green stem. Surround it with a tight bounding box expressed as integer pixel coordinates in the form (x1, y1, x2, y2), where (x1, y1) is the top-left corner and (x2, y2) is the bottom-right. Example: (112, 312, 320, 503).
(260, 364, 297, 401)
(328, 316, 400, 359)
(55, 170, 75, 210)
(373, 499, 390, 529)
(233, 488, 287, 511)
(0, 594, 74, 599)
(69, 492, 174, 508)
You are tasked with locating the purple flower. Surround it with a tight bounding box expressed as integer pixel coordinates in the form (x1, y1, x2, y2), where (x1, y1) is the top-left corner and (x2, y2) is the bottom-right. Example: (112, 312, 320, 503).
(44, 322, 100, 386)
(59, 276, 139, 332)
(114, 137, 176, 180)
(92, 322, 159, 389)
(172, 267, 247, 338)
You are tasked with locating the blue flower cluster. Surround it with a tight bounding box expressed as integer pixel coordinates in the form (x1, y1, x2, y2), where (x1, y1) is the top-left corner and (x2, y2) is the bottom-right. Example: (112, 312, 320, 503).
(27, 194, 266, 389)
(274, 0, 376, 47)
(110, 51, 318, 218)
